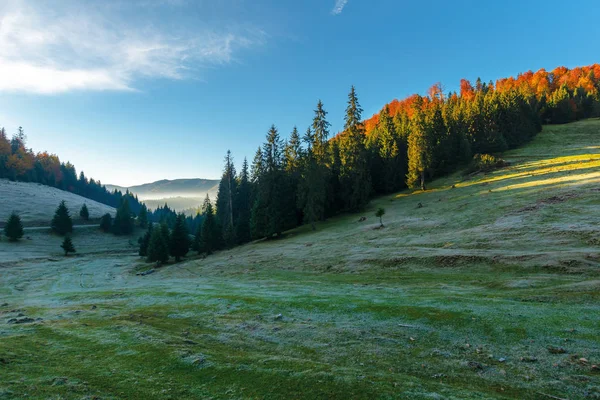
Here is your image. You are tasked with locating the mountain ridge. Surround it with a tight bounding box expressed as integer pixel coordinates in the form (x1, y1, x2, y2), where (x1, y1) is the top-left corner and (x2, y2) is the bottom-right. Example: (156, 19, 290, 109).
(105, 178, 220, 200)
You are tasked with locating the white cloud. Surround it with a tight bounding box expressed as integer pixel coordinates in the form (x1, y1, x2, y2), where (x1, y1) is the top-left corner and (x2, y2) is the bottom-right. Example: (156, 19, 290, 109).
(332, 0, 349, 15)
(0, 0, 264, 94)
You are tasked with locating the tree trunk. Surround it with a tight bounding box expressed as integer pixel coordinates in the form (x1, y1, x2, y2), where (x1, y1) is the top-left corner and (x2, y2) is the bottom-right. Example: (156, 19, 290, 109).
(420, 170, 426, 191)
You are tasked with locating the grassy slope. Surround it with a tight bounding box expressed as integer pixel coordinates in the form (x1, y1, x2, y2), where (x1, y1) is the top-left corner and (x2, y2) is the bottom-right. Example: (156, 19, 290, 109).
(0, 179, 115, 227)
(0, 120, 599, 399)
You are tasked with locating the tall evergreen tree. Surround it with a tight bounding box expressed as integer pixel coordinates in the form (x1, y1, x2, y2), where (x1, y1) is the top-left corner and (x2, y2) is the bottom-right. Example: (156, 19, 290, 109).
(312, 100, 331, 162)
(147, 224, 169, 264)
(199, 195, 220, 254)
(216, 150, 237, 247)
(51, 200, 73, 235)
(138, 222, 153, 257)
(138, 204, 148, 228)
(235, 157, 252, 244)
(169, 213, 190, 262)
(407, 97, 433, 190)
(113, 198, 134, 235)
(4, 212, 24, 242)
(339, 86, 372, 211)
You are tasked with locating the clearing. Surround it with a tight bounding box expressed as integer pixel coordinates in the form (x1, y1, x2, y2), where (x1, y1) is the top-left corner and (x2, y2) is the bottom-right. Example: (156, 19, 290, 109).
(0, 119, 599, 399)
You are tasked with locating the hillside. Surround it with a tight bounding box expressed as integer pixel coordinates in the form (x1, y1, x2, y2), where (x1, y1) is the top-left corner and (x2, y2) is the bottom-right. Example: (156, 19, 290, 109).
(0, 120, 599, 399)
(0, 179, 115, 227)
(106, 178, 219, 200)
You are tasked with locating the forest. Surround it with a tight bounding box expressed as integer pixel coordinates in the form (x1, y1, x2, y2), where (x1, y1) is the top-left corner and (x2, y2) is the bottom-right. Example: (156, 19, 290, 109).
(1, 64, 600, 259)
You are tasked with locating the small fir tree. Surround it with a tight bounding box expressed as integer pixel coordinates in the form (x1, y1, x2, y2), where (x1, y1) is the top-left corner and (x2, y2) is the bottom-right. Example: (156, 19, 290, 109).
(79, 203, 89, 221)
(51, 200, 73, 235)
(4, 212, 24, 241)
(100, 213, 112, 232)
(61, 236, 76, 256)
(375, 207, 386, 227)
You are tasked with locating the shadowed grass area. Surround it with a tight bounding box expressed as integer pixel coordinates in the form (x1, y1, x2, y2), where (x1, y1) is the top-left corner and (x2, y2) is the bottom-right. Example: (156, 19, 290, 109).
(0, 119, 599, 399)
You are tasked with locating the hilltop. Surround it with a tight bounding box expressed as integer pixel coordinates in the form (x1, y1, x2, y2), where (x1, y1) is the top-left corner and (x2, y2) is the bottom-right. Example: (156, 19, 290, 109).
(105, 178, 219, 200)
(0, 179, 115, 227)
(0, 119, 598, 399)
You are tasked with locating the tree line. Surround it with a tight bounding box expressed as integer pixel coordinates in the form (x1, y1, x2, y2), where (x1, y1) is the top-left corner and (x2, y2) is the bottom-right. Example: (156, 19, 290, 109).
(150, 64, 600, 260)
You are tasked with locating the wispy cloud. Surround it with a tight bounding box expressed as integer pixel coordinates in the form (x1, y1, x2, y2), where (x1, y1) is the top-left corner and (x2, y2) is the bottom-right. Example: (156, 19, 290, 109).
(331, 0, 349, 15)
(0, 0, 265, 94)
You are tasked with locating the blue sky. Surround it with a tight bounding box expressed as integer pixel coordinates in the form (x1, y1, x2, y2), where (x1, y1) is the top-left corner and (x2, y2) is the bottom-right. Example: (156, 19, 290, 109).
(0, 0, 599, 186)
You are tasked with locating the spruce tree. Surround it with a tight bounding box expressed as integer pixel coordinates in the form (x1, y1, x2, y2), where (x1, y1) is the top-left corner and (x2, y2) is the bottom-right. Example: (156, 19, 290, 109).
(199, 195, 220, 254)
(61, 236, 76, 256)
(138, 222, 153, 257)
(216, 150, 237, 247)
(407, 97, 433, 190)
(339, 86, 372, 211)
(79, 203, 89, 221)
(100, 213, 112, 233)
(113, 198, 134, 235)
(147, 224, 169, 264)
(261, 125, 286, 237)
(169, 214, 190, 262)
(138, 204, 148, 228)
(4, 212, 24, 241)
(235, 158, 252, 244)
(51, 200, 73, 235)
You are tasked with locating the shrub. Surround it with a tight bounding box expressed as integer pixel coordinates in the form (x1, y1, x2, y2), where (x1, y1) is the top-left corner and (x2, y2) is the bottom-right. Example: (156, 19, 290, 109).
(465, 154, 507, 175)
(100, 213, 113, 233)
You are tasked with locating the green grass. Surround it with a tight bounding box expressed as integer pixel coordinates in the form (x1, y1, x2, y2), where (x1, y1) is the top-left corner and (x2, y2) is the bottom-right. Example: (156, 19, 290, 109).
(1, 119, 599, 399)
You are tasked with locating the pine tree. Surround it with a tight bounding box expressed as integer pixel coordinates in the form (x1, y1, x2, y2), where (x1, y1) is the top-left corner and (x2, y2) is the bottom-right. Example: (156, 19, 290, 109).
(61, 236, 76, 256)
(339, 86, 372, 211)
(113, 198, 134, 235)
(100, 213, 112, 233)
(79, 203, 89, 221)
(235, 158, 252, 244)
(216, 150, 237, 247)
(138, 222, 153, 257)
(4, 212, 24, 242)
(169, 214, 190, 262)
(407, 97, 433, 190)
(51, 200, 73, 235)
(147, 224, 169, 264)
(283, 127, 302, 228)
(199, 195, 220, 254)
(312, 100, 331, 162)
(138, 204, 148, 228)
(260, 125, 286, 237)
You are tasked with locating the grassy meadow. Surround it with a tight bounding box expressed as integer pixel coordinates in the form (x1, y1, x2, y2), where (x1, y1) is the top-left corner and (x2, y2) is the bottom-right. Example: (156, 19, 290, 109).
(0, 119, 599, 399)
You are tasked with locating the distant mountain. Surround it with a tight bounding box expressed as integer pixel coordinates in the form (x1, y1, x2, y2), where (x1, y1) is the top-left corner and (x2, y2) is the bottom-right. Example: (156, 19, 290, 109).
(106, 178, 220, 211)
